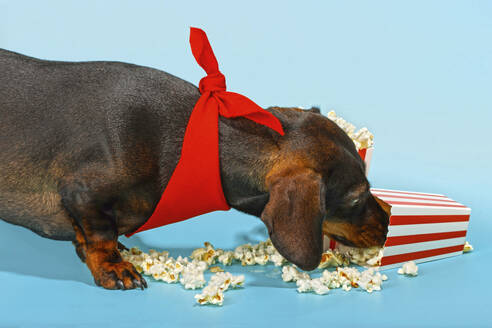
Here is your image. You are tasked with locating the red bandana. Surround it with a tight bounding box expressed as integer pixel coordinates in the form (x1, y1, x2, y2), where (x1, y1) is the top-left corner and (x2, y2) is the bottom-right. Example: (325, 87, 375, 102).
(126, 28, 284, 236)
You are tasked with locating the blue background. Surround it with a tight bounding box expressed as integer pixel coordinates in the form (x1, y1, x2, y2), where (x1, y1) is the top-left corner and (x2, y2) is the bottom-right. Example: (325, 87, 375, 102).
(1, 1, 491, 327)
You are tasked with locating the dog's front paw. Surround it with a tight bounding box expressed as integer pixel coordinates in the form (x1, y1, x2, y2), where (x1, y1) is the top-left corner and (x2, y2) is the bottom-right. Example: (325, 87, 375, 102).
(92, 260, 148, 290)
(85, 246, 147, 290)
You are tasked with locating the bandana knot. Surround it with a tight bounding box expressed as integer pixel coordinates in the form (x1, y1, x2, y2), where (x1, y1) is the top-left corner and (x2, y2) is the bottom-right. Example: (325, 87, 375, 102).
(199, 72, 226, 93)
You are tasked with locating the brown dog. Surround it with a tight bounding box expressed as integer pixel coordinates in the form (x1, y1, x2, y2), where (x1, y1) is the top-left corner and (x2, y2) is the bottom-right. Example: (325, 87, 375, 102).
(0, 49, 389, 290)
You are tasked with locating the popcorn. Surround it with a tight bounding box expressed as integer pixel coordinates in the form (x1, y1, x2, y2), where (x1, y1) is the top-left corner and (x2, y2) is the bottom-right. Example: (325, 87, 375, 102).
(333, 267, 360, 289)
(217, 251, 234, 265)
(296, 278, 331, 295)
(282, 265, 310, 282)
(317, 250, 350, 269)
(270, 252, 286, 266)
(254, 254, 270, 265)
(190, 247, 207, 261)
(366, 249, 384, 266)
(129, 247, 142, 255)
(195, 272, 244, 306)
(194, 285, 224, 306)
(232, 239, 285, 266)
(310, 278, 330, 295)
(179, 260, 207, 289)
(342, 284, 352, 292)
(242, 251, 255, 266)
(326, 110, 374, 150)
(209, 266, 224, 273)
(287, 264, 387, 295)
(398, 261, 418, 276)
(353, 127, 374, 150)
(335, 244, 383, 267)
(209, 272, 245, 291)
(357, 268, 384, 292)
(463, 241, 473, 253)
(122, 238, 398, 306)
(296, 278, 313, 293)
(121, 247, 207, 288)
(190, 242, 224, 266)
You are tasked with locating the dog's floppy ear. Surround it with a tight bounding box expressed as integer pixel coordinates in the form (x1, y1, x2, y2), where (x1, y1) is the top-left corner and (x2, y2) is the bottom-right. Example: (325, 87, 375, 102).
(261, 168, 325, 270)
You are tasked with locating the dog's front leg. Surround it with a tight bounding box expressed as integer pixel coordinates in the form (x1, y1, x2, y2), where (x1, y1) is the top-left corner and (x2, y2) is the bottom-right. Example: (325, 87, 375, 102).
(59, 171, 147, 290)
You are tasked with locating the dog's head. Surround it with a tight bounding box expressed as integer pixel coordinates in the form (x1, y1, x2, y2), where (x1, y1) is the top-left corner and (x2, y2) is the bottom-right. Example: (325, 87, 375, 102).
(260, 107, 389, 270)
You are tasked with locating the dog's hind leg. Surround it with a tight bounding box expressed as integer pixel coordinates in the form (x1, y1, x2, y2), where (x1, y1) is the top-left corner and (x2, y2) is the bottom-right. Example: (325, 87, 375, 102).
(59, 167, 147, 290)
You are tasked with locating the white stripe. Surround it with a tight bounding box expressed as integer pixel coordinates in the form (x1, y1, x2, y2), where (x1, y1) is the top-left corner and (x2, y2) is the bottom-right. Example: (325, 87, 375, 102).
(390, 205, 471, 216)
(382, 237, 465, 256)
(372, 191, 455, 202)
(322, 235, 332, 252)
(370, 188, 444, 197)
(364, 147, 373, 176)
(376, 196, 463, 206)
(388, 221, 470, 236)
(379, 251, 463, 271)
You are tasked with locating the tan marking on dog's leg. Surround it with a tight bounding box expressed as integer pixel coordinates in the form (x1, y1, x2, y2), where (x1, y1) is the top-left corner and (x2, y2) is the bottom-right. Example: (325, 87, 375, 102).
(84, 240, 145, 290)
(71, 221, 87, 262)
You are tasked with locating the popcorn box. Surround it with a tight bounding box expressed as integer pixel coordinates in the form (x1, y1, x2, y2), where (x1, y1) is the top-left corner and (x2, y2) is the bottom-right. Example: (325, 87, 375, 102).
(358, 147, 373, 175)
(324, 188, 471, 270)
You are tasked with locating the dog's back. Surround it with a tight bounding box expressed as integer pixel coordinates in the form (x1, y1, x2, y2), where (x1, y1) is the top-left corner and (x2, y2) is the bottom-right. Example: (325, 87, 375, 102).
(0, 49, 199, 239)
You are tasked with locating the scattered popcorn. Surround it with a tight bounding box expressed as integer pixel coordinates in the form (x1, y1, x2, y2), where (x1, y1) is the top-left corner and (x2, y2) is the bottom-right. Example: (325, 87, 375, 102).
(254, 254, 270, 265)
(291, 265, 386, 295)
(218, 251, 234, 265)
(209, 272, 245, 291)
(195, 272, 244, 306)
(296, 278, 313, 293)
(357, 268, 384, 292)
(190, 242, 224, 266)
(122, 245, 245, 306)
(463, 241, 473, 253)
(232, 239, 285, 266)
(209, 266, 224, 273)
(179, 260, 207, 289)
(326, 110, 374, 150)
(317, 250, 350, 269)
(282, 265, 310, 282)
(310, 278, 330, 295)
(121, 238, 401, 306)
(194, 285, 224, 306)
(398, 261, 418, 276)
(270, 252, 286, 266)
(242, 251, 255, 266)
(332, 267, 360, 289)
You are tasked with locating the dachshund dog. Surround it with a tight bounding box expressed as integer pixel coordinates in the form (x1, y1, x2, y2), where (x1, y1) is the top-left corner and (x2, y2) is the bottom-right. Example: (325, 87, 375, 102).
(0, 49, 389, 290)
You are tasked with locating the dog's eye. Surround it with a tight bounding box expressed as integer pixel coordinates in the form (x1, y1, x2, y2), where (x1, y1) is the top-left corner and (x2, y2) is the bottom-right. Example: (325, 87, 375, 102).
(351, 198, 360, 207)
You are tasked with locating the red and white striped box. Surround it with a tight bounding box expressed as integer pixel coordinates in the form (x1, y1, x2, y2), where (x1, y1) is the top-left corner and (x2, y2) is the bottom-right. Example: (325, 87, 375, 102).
(323, 188, 471, 270)
(358, 147, 373, 175)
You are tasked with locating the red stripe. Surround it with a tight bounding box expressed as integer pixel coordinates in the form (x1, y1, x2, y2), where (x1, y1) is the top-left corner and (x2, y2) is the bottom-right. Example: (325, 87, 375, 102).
(390, 215, 470, 225)
(329, 239, 337, 250)
(372, 193, 457, 203)
(358, 148, 367, 160)
(380, 200, 466, 208)
(380, 245, 464, 266)
(371, 189, 446, 198)
(384, 231, 467, 246)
